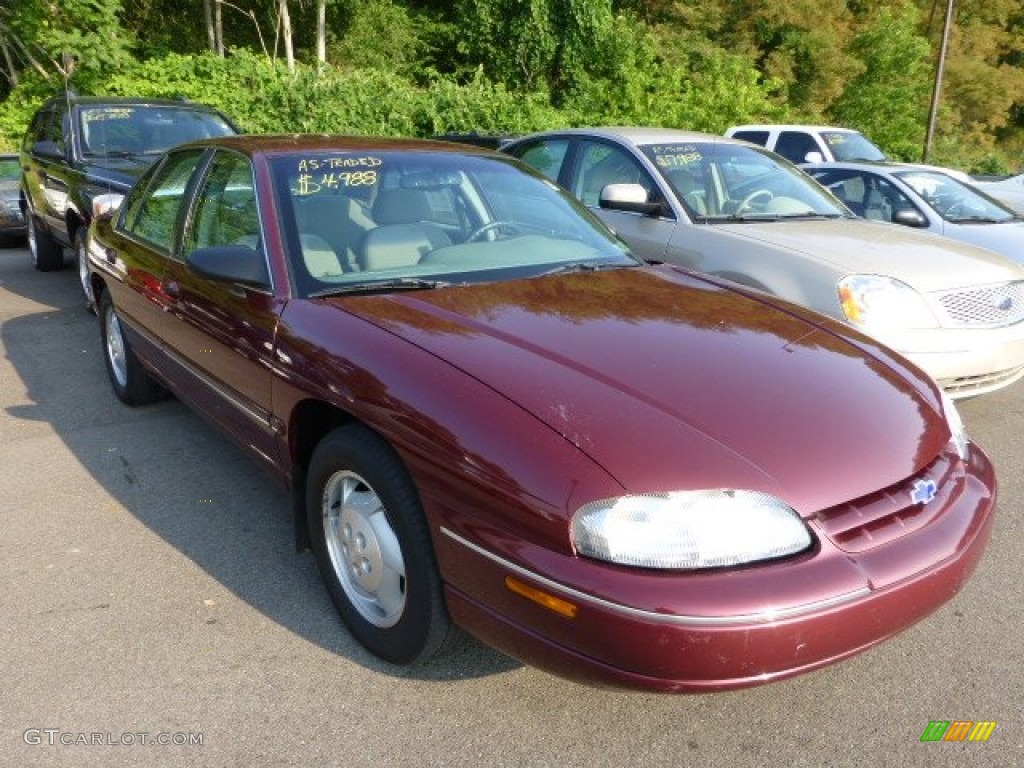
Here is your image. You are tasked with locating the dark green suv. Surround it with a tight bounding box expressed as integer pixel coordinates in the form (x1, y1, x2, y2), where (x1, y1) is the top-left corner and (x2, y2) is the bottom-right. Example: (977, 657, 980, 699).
(20, 93, 237, 293)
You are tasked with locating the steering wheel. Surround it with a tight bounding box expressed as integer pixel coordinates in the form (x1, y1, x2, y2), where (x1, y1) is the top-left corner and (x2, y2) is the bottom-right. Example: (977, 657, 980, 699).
(468, 220, 520, 242)
(735, 189, 774, 213)
(942, 202, 967, 219)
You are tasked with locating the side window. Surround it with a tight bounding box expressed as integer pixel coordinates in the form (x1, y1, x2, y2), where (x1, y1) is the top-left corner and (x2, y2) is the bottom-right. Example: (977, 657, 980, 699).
(732, 130, 770, 147)
(575, 141, 654, 207)
(774, 131, 821, 164)
(123, 149, 206, 252)
(809, 169, 865, 214)
(514, 140, 569, 182)
(25, 108, 64, 153)
(184, 151, 260, 259)
(863, 175, 916, 223)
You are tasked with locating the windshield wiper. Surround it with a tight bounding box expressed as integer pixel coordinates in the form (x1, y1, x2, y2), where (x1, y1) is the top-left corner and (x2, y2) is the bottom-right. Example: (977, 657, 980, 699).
(85, 150, 145, 159)
(310, 277, 451, 297)
(539, 260, 635, 277)
(947, 215, 1004, 224)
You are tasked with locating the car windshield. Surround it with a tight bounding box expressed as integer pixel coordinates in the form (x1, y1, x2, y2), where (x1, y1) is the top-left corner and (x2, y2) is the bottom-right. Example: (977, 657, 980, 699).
(895, 170, 1017, 223)
(79, 105, 235, 157)
(641, 142, 849, 221)
(820, 131, 887, 162)
(270, 150, 636, 298)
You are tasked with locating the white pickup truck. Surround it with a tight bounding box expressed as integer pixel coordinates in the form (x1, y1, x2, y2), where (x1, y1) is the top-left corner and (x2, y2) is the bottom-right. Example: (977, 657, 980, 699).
(725, 124, 970, 182)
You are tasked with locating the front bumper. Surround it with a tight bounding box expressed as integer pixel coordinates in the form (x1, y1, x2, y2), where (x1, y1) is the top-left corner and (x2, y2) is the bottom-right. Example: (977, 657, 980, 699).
(436, 443, 996, 692)
(0, 197, 26, 235)
(876, 322, 1024, 398)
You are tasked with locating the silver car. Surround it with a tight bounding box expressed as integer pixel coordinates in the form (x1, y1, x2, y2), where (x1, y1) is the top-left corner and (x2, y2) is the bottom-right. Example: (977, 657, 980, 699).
(803, 161, 1024, 264)
(974, 173, 1024, 216)
(504, 127, 1024, 398)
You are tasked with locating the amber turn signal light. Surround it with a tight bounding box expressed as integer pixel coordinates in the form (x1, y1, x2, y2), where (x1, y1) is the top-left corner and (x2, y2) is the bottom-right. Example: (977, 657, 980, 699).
(504, 576, 578, 618)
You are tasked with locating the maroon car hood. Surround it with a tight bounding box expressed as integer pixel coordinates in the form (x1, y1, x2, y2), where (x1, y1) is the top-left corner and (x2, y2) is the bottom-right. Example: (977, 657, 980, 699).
(334, 267, 948, 515)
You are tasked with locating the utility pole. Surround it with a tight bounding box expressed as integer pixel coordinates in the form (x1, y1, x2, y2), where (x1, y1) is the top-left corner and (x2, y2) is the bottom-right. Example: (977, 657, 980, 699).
(923, 0, 954, 162)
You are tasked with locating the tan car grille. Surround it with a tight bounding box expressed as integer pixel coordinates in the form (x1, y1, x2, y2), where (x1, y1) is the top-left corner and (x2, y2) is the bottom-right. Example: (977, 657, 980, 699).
(937, 281, 1024, 327)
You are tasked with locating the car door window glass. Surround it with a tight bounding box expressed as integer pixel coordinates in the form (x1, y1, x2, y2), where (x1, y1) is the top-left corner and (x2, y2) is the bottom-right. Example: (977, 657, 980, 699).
(576, 142, 655, 207)
(515, 140, 569, 182)
(731, 130, 770, 147)
(123, 149, 205, 252)
(775, 131, 820, 163)
(184, 151, 261, 260)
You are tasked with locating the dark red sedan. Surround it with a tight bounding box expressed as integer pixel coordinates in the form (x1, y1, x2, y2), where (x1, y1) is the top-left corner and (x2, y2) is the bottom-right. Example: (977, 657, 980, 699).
(85, 135, 996, 692)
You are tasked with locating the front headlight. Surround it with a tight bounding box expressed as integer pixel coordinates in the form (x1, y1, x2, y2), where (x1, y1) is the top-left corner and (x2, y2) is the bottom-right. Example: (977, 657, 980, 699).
(941, 391, 969, 460)
(838, 274, 939, 331)
(571, 490, 812, 570)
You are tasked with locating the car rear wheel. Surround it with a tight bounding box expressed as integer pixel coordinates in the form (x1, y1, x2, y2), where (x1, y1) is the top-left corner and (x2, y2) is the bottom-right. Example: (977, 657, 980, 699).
(307, 424, 451, 664)
(99, 291, 164, 405)
(28, 215, 64, 271)
(75, 227, 95, 311)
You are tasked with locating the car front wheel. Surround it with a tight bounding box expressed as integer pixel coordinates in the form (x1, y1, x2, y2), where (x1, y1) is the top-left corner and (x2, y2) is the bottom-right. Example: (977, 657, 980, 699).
(99, 291, 164, 405)
(28, 215, 64, 271)
(307, 424, 451, 664)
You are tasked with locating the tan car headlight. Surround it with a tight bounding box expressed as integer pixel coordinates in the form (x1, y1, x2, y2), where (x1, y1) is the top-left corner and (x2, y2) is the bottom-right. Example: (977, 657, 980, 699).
(838, 274, 939, 331)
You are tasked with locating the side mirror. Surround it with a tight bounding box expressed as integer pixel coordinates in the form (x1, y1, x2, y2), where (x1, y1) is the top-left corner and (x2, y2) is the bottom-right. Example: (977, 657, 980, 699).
(804, 151, 825, 163)
(186, 245, 269, 288)
(599, 183, 663, 215)
(892, 208, 928, 228)
(91, 193, 124, 219)
(32, 140, 64, 159)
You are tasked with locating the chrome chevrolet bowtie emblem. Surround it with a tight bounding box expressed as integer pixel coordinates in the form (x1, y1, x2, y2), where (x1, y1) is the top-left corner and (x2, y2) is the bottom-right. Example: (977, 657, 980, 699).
(910, 478, 938, 506)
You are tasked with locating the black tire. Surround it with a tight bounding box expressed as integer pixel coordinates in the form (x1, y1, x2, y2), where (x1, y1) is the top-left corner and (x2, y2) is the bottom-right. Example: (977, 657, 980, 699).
(307, 424, 451, 664)
(75, 227, 95, 311)
(98, 291, 164, 405)
(28, 215, 64, 271)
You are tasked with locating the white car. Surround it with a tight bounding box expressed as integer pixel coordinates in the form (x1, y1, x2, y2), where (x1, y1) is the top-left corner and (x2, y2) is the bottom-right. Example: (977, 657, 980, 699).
(725, 124, 972, 183)
(504, 127, 1024, 398)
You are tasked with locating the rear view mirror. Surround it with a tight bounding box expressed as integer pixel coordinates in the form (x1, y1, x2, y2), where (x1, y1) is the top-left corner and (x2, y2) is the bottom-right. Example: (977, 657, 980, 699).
(32, 140, 64, 159)
(892, 209, 928, 228)
(186, 245, 269, 288)
(599, 183, 663, 215)
(92, 193, 124, 219)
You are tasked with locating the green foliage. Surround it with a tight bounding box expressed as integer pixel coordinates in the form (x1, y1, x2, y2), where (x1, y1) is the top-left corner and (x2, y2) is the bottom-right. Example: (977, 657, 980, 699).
(3, 0, 1024, 172)
(330, 0, 424, 78)
(827, 6, 932, 161)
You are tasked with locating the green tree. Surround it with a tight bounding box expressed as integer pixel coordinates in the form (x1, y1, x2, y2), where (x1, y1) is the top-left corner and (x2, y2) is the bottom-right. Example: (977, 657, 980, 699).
(828, 5, 932, 160)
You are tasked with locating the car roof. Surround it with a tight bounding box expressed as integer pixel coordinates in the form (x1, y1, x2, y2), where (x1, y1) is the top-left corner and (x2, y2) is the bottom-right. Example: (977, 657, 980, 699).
(728, 124, 864, 134)
(515, 126, 737, 146)
(802, 161, 950, 175)
(176, 133, 499, 156)
(44, 94, 225, 112)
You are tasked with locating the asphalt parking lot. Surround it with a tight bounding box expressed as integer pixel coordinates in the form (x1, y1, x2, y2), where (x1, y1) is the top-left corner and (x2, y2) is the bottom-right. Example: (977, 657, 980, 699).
(2, 244, 1021, 767)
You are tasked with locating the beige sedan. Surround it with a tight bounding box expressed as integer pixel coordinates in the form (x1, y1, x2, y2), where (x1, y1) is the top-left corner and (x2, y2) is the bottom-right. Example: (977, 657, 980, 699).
(505, 127, 1024, 398)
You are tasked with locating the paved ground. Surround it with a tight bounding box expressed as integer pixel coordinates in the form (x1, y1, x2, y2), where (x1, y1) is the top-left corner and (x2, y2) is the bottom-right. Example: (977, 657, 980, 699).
(1, 245, 1021, 767)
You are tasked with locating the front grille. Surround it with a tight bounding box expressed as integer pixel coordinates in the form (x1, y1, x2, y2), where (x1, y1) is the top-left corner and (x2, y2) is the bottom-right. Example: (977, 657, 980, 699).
(814, 453, 962, 553)
(936, 281, 1024, 327)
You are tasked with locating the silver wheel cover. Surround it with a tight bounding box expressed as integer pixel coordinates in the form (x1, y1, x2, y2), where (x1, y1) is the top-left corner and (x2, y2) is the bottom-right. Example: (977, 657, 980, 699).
(77, 234, 92, 303)
(322, 469, 406, 628)
(104, 304, 128, 388)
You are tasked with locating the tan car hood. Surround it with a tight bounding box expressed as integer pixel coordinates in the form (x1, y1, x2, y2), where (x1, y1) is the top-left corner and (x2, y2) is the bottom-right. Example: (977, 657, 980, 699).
(715, 218, 1024, 292)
